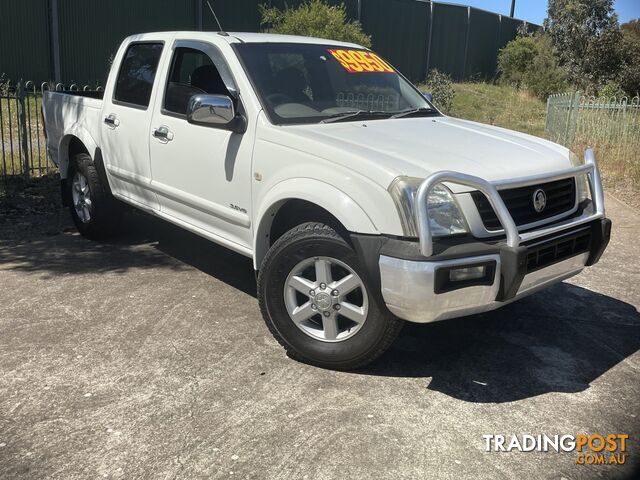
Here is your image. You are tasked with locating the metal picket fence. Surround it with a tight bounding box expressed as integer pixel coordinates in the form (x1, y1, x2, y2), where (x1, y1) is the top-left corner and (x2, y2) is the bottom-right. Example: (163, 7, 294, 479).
(546, 92, 640, 187)
(0, 80, 102, 194)
(546, 92, 640, 161)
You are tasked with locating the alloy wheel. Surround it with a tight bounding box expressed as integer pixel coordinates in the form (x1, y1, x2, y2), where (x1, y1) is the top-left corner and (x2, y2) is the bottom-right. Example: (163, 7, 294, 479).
(284, 256, 369, 342)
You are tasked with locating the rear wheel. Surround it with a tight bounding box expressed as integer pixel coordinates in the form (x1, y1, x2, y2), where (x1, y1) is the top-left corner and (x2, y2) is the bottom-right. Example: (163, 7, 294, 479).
(67, 153, 122, 240)
(258, 222, 403, 370)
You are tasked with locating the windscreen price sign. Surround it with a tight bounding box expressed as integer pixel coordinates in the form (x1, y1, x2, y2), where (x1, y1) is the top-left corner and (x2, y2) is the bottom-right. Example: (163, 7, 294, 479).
(328, 49, 395, 74)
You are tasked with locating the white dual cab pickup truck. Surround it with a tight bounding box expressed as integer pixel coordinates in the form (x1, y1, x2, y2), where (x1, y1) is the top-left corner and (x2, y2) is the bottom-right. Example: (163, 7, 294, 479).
(43, 31, 611, 370)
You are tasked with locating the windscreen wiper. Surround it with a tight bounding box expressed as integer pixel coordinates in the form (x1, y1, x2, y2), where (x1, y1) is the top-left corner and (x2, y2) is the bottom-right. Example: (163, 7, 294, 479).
(390, 107, 439, 119)
(320, 110, 390, 124)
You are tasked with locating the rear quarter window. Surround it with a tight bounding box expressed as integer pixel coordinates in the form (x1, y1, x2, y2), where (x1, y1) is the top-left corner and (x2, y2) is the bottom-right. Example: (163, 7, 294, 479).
(114, 42, 164, 108)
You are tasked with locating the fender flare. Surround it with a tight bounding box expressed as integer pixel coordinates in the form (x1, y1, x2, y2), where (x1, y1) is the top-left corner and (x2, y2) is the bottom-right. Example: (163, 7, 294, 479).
(253, 178, 378, 269)
(57, 125, 99, 179)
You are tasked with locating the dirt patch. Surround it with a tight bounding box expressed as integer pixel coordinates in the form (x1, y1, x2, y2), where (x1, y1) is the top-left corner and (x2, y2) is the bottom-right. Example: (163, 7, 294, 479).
(603, 177, 640, 211)
(0, 175, 71, 243)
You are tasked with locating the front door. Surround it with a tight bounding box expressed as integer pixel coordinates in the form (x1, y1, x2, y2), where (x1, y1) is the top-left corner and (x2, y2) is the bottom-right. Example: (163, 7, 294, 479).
(148, 40, 253, 252)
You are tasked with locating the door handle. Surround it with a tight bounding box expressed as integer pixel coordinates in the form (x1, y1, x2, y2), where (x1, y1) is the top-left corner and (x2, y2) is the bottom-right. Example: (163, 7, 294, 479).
(104, 114, 119, 128)
(152, 126, 174, 141)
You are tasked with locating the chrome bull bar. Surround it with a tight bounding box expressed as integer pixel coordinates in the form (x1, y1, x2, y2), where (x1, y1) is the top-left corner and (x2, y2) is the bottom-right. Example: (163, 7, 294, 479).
(415, 148, 606, 257)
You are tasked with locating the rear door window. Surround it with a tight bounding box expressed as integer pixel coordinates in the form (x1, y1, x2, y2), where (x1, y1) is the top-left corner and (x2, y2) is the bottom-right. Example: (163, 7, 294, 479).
(114, 43, 164, 108)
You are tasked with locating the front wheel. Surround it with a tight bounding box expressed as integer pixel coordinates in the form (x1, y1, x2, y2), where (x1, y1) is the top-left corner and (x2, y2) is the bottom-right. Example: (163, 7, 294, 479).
(258, 222, 403, 370)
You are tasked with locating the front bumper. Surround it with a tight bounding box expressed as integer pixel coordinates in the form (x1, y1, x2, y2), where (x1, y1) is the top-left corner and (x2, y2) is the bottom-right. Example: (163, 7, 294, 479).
(378, 219, 610, 323)
(364, 149, 611, 324)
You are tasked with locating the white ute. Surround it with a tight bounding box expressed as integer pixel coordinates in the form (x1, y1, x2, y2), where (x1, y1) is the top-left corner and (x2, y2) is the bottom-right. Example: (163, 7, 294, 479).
(43, 32, 611, 369)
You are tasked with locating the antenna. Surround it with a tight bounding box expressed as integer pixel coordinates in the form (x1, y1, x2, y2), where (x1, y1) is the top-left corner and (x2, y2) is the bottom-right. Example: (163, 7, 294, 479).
(206, 1, 224, 32)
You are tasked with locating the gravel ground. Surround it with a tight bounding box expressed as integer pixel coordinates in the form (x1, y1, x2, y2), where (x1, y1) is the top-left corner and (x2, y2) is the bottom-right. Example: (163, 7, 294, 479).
(0, 182, 638, 479)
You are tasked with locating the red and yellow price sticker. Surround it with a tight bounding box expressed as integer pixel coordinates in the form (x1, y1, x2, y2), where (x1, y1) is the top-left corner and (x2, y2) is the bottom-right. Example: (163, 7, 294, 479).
(328, 49, 395, 74)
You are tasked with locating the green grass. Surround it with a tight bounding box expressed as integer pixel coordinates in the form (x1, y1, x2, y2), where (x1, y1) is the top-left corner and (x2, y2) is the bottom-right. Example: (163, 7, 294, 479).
(448, 82, 547, 138)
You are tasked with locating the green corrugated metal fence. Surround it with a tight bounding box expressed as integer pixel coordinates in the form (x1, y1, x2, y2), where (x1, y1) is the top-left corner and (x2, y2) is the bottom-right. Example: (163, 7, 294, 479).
(269, 0, 359, 20)
(428, 2, 468, 81)
(0, 0, 540, 85)
(58, 0, 197, 84)
(0, 0, 51, 83)
(361, 0, 431, 82)
(497, 15, 521, 50)
(465, 8, 500, 80)
(203, 0, 261, 32)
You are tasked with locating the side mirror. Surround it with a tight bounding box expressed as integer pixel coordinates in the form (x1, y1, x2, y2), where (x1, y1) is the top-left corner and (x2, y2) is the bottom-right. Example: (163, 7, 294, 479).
(187, 94, 246, 133)
(421, 91, 433, 103)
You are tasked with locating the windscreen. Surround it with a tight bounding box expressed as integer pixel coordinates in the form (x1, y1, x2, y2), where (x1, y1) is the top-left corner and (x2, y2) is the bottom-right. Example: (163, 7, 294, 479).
(234, 43, 433, 125)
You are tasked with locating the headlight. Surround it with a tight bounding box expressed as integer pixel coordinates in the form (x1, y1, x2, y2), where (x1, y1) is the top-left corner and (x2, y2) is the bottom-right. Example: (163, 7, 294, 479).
(388, 176, 469, 237)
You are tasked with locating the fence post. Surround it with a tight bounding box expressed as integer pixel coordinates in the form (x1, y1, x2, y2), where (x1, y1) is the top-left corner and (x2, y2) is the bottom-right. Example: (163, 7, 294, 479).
(545, 95, 551, 135)
(195, 0, 203, 30)
(16, 81, 30, 179)
(568, 91, 581, 147)
(48, 0, 61, 82)
(425, 1, 434, 78)
(461, 6, 471, 80)
(562, 92, 574, 146)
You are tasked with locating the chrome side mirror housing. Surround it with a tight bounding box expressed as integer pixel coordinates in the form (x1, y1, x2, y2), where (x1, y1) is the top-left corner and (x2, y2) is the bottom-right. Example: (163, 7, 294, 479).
(187, 94, 246, 133)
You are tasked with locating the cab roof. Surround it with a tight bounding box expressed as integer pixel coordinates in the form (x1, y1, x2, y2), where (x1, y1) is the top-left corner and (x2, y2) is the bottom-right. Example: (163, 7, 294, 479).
(134, 31, 365, 49)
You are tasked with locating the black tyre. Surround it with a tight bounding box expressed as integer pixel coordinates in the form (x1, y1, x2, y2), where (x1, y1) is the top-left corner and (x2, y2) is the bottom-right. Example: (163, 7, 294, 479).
(258, 222, 403, 370)
(67, 153, 122, 240)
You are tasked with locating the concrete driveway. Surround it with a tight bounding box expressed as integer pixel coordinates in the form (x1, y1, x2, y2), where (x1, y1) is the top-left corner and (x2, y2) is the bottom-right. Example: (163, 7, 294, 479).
(1, 193, 638, 479)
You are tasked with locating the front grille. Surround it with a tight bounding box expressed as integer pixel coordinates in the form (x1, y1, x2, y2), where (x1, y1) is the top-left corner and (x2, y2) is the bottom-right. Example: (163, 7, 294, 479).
(471, 178, 576, 231)
(524, 227, 591, 273)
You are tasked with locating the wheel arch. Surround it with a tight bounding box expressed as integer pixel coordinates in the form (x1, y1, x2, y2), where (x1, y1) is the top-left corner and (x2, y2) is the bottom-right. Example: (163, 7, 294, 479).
(253, 180, 378, 270)
(57, 127, 99, 179)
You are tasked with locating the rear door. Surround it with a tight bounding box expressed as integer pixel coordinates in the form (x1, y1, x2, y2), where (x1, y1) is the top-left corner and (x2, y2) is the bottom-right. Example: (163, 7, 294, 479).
(101, 40, 166, 210)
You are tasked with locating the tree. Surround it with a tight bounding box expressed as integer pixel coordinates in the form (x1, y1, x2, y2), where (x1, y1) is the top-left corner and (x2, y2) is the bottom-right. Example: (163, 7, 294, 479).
(260, 0, 371, 48)
(524, 36, 569, 99)
(497, 34, 567, 99)
(497, 36, 538, 88)
(545, 0, 623, 93)
(619, 20, 640, 97)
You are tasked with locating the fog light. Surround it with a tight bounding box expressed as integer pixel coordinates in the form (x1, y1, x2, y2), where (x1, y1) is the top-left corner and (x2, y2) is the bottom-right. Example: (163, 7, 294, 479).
(449, 265, 486, 282)
(434, 261, 497, 294)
